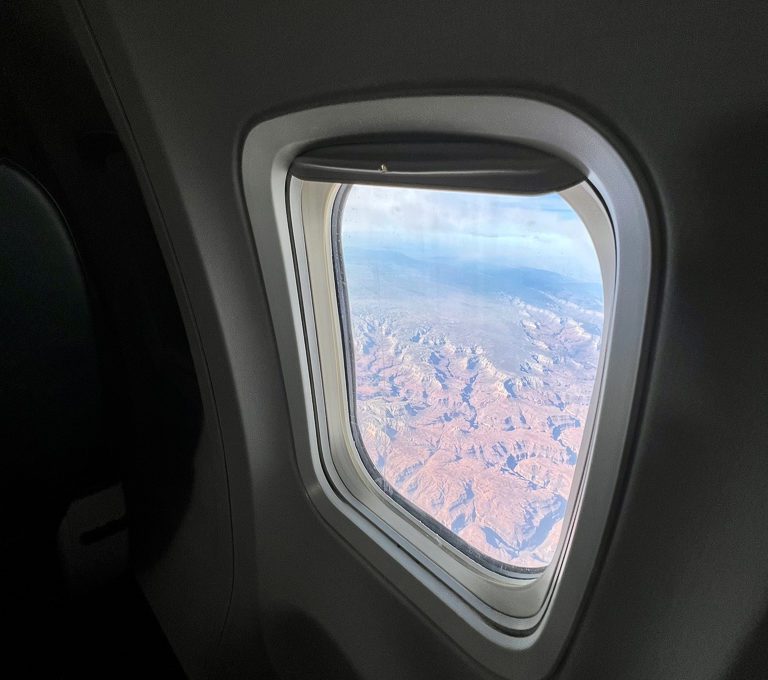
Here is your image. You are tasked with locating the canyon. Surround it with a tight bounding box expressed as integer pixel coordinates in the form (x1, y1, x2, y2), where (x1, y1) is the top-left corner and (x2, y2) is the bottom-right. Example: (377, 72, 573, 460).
(343, 244, 603, 570)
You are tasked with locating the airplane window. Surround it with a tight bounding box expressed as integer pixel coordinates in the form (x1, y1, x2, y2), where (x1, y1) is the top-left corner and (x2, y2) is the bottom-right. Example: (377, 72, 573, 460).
(249, 98, 648, 652)
(334, 184, 604, 573)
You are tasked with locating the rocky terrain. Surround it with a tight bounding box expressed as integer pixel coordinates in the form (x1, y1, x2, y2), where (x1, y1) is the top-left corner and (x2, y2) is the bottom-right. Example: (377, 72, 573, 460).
(343, 244, 603, 570)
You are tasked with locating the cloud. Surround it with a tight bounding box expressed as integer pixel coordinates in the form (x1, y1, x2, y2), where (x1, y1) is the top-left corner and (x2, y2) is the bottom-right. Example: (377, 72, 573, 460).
(341, 184, 602, 283)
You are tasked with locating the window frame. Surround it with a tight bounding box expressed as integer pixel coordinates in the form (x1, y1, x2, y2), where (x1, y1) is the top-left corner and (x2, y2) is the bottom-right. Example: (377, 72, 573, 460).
(241, 95, 655, 679)
(292, 176, 614, 619)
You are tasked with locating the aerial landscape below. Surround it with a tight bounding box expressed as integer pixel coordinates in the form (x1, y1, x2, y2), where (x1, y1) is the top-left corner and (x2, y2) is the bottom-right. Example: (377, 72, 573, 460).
(339, 184, 604, 571)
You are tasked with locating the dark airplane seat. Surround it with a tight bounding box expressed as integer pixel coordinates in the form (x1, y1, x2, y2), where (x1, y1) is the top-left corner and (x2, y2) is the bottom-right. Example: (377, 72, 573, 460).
(0, 160, 104, 523)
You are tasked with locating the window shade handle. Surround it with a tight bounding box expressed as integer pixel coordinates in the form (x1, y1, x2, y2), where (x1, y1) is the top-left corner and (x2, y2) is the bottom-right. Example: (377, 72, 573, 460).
(290, 141, 585, 195)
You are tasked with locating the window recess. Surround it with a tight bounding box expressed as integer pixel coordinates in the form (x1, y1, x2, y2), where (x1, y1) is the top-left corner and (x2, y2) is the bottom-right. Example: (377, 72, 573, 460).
(242, 95, 654, 677)
(289, 138, 614, 602)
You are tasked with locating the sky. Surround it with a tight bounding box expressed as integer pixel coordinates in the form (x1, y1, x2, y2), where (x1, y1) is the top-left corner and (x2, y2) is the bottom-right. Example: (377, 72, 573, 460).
(341, 184, 603, 284)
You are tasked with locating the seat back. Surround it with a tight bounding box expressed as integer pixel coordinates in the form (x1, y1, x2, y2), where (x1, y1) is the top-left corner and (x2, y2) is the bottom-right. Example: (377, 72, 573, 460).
(0, 161, 103, 509)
